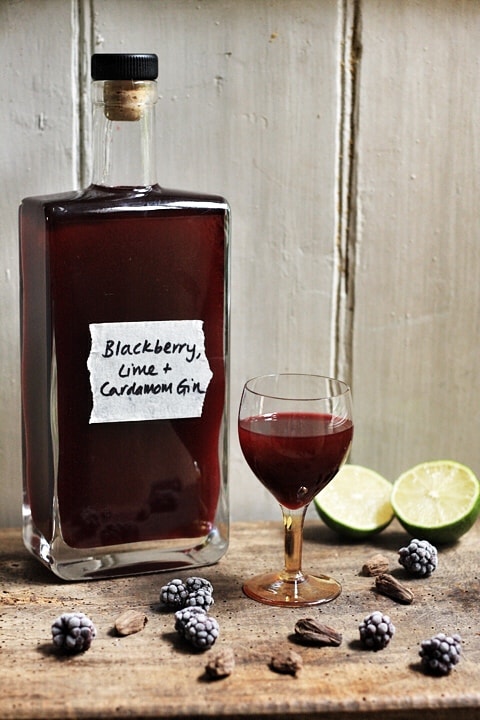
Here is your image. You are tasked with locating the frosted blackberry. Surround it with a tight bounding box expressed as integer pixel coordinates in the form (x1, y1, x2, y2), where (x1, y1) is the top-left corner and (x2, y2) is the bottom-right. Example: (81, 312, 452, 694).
(359, 611, 395, 651)
(160, 579, 188, 609)
(185, 576, 214, 595)
(184, 577, 214, 608)
(183, 612, 220, 651)
(184, 587, 214, 610)
(398, 539, 438, 577)
(419, 633, 462, 676)
(174, 606, 205, 638)
(51, 612, 96, 653)
(160, 576, 214, 610)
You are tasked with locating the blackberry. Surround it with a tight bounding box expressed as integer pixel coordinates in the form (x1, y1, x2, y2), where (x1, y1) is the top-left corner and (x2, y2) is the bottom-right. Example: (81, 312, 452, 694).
(51, 612, 96, 653)
(185, 576, 213, 594)
(398, 538, 438, 577)
(159, 579, 188, 609)
(184, 587, 214, 610)
(174, 606, 205, 638)
(184, 577, 214, 609)
(359, 611, 395, 651)
(183, 612, 220, 651)
(419, 633, 462, 676)
(160, 576, 214, 610)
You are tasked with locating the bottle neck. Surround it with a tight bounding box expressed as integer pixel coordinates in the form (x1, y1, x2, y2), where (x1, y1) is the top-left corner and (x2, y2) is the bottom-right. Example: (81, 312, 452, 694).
(91, 80, 157, 188)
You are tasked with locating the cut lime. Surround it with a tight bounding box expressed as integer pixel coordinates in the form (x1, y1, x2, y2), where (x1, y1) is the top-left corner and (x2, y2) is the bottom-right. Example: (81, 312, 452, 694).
(391, 460, 480, 545)
(313, 464, 394, 539)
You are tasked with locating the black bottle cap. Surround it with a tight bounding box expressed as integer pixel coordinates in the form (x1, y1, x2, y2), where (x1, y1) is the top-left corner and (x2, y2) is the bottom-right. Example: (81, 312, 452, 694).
(91, 54, 158, 81)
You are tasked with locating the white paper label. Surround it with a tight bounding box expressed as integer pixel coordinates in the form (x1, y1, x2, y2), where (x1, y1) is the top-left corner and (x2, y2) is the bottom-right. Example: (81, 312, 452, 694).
(87, 320, 213, 424)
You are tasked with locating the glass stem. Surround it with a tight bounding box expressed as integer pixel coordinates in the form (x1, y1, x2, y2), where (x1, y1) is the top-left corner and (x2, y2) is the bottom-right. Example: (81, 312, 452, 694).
(280, 504, 308, 582)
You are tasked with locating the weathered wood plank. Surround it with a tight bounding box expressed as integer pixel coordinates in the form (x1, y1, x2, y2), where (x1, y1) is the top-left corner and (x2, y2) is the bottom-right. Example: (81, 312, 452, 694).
(0, 521, 479, 718)
(0, 0, 77, 527)
(350, 0, 480, 483)
(92, 0, 342, 520)
(2, 0, 480, 530)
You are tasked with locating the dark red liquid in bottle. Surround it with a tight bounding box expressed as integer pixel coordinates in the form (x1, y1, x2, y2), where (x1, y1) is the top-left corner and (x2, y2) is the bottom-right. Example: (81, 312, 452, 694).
(20, 185, 228, 550)
(238, 412, 353, 509)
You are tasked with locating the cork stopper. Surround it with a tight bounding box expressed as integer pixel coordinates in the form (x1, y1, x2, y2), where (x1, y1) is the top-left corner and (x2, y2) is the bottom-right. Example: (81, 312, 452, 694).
(103, 81, 155, 122)
(91, 54, 158, 122)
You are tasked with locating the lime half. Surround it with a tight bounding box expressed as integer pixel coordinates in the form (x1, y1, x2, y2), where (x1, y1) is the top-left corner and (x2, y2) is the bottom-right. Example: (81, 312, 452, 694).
(391, 460, 480, 545)
(314, 464, 394, 539)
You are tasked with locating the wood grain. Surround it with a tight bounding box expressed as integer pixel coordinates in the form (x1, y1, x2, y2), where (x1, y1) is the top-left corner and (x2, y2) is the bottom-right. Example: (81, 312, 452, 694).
(0, 0, 77, 526)
(1, 521, 479, 718)
(351, 0, 480, 482)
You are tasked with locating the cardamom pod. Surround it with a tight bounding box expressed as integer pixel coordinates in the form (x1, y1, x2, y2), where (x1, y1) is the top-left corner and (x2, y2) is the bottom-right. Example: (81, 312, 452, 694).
(114, 609, 148, 636)
(205, 647, 235, 679)
(375, 573, 414, 604)
(294, 618, 342, 646)
(269, 648, 303, 676)
(362, 553, 390, 576)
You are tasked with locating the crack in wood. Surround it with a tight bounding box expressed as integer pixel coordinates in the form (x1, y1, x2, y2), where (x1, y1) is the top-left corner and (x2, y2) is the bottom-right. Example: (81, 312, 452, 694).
(333, 0, 362, 387)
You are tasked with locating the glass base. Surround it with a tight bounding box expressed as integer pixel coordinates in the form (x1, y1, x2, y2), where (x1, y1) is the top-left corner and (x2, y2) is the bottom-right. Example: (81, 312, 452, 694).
(242, 571, 341, 607)
(23, 511, 229, 581)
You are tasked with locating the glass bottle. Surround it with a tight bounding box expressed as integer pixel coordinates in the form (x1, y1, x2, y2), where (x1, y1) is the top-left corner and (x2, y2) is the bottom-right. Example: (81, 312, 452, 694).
(19, 53, 230, 580)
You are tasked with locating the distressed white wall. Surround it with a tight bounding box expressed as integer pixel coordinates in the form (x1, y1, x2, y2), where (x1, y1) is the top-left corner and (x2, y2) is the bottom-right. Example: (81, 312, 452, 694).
(352, 0, 480, 483)
(1, 0, 479, 526)
(1, 0, 78, 527)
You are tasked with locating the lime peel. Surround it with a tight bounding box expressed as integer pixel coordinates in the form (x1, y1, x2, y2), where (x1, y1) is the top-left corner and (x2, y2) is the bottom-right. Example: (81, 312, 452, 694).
(314, 464, 394, 539)
(391, 460, 480, 545)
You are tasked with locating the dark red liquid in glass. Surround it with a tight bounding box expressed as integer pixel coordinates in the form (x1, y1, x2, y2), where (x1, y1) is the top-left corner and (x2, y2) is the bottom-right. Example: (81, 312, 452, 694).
(238, 412, 353, 509)
(20, 185, 227, 549)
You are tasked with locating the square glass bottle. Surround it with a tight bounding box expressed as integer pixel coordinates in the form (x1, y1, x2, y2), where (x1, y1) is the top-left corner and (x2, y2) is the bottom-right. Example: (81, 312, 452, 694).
(19, 54, 230, 580)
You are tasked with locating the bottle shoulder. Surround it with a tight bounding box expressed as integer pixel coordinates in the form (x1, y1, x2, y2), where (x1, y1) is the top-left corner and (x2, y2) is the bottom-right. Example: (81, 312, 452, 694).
(20, 184, 230, 218)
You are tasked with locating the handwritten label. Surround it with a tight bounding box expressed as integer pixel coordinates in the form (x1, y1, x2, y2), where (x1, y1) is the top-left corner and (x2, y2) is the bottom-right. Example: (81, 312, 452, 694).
(87, 320, 212, 424)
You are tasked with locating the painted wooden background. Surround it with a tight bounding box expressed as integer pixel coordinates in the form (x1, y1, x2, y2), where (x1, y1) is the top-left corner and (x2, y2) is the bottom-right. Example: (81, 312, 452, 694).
(1, 0, 479, 526)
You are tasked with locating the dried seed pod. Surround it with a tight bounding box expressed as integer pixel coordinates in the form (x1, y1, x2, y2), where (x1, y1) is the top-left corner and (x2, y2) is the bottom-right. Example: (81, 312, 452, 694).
(114, 609, 148, 636)
(205, 647, 235, 679)
(269, 649, 303, 676)
(375, 573, 414, 605)
(362, 553, 390, 576)
(294, 618, 342, 646)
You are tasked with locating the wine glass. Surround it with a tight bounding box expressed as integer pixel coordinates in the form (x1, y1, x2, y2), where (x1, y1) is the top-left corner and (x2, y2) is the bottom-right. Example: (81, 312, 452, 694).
(238, 373, 353, 606)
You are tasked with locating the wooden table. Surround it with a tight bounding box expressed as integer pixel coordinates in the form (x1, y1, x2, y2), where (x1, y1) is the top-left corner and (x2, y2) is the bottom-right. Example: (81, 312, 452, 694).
(1, 520, 479, 719)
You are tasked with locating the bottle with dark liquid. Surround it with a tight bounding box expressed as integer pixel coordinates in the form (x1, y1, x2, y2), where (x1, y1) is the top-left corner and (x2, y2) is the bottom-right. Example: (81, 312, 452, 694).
(19, 53, 230, 580)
